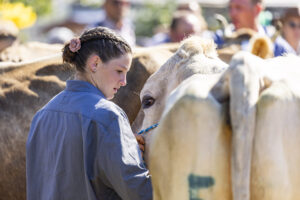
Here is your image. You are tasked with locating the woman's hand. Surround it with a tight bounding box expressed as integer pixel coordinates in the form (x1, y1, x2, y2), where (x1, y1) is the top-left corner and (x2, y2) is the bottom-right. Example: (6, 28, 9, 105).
(134, 134, 145, 157)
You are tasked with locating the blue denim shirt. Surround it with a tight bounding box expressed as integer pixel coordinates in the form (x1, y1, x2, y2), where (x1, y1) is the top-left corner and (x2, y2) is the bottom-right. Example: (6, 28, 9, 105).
(26, 80, 152, 200)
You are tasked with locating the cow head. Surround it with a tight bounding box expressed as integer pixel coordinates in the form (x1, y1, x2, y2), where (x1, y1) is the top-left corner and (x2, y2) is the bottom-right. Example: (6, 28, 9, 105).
(132, 36, 228, 163)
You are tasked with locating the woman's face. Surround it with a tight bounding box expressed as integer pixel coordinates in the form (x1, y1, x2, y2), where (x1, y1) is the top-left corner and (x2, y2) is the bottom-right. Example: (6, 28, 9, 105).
(283, 17, 300, 45)
(95, 53, 132, 100)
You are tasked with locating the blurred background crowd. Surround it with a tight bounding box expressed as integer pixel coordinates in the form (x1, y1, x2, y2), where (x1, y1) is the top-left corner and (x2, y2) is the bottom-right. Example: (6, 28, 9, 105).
(0, 0, 299, 56)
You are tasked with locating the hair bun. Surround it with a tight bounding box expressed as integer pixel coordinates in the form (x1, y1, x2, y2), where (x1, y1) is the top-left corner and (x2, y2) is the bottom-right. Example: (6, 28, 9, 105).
(62, 42, 76, 64)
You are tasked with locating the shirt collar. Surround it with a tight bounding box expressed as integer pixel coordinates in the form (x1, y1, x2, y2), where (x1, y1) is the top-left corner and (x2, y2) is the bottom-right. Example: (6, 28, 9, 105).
(66, 80, 106, 99)
(257, 25, 267, 36)
(277, 36, 300, 55)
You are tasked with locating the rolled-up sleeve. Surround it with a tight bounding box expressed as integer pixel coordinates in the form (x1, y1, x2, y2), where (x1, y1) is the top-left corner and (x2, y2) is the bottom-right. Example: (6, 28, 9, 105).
(96, 114, 153, 200)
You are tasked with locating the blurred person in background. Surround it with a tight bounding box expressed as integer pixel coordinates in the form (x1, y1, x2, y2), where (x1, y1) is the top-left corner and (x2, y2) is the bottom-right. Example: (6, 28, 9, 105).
(91, 0, 135, 46)
(148, 10, 207, 46)
(213, 0, 266, 49)
(229, 0, 263, 31)
(176, 0, 207, 33)
(212, 0, 289, 57)
(47, 27, 74, 44)
(274, 6, 300, 56)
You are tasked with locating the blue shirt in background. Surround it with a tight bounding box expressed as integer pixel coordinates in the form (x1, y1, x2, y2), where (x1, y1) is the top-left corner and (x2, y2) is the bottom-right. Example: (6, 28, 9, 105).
(211, 25, 294, 57)
(274, 35, 300, 56)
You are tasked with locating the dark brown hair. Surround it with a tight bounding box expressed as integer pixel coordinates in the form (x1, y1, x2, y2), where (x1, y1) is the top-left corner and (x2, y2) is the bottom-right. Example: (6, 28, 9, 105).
(169, 11, 207, 32)
(281, 7, 300, 23)
(62, 26, 132, 72)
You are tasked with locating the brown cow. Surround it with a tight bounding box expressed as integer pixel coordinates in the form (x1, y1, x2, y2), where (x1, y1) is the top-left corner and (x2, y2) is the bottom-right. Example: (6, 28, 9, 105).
(0, 42, 63, 62)
(148, 52, 300, 200)
(0, 19, 63, 63)
(114, 44, 176, 123)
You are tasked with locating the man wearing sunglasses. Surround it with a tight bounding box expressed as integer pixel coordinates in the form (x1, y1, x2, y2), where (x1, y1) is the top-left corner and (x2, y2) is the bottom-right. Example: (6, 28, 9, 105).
(92, 0, 136, 46)
(274, 6, 300, 56)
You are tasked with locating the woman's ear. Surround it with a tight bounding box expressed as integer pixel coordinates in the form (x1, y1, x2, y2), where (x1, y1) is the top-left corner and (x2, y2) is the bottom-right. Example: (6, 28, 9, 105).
(87, 55, 102, 73)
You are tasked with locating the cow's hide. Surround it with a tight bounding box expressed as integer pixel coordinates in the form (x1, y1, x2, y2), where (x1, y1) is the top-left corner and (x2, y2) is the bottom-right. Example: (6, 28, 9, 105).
(0, 45, 174, 200)
(148, 52, 300, 200)
(0, 54, 72, 200)
(0, 41, 63, 62)
(149, 74, 232, 200)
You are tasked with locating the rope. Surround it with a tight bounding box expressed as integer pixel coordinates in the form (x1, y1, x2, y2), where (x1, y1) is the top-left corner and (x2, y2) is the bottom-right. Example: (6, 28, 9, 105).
(137, 123, 159, 135)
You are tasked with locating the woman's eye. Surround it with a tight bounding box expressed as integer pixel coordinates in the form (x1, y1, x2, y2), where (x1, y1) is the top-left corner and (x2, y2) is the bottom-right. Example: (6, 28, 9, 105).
(142, 95, 155, 109)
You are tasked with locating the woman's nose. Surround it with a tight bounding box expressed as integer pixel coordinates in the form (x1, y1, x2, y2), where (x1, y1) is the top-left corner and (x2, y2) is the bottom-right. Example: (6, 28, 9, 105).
(120, 75, 127, 86)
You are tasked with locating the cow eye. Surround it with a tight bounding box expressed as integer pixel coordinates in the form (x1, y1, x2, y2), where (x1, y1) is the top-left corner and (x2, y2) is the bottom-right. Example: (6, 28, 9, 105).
(142, 95, 155, 109)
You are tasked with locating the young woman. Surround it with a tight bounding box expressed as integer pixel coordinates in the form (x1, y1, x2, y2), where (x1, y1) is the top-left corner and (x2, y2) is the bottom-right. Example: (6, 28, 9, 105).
(26, 27, 152, 200)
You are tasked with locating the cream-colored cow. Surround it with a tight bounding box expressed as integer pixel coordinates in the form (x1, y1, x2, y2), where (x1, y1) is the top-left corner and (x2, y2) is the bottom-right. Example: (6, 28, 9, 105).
(149, 74, 232, 200)
(148, 51, 300, 200)
(132, 36, 228, 162)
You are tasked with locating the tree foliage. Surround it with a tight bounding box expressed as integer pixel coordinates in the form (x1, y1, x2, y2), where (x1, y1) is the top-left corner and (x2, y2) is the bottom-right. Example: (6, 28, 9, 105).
(0, 1, 38, 29)
(1, 0, 52, 16)
(133, 0, 176, 37)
